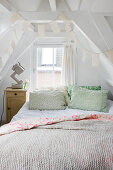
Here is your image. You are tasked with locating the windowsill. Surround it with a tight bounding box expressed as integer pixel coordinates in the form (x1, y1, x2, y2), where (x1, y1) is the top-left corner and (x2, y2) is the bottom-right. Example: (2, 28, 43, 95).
(37, 67, 61, 71)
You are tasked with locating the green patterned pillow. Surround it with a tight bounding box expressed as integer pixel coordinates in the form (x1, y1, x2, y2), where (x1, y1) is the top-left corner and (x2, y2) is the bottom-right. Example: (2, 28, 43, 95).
(68, 85, 101, 99)
(68, 86, 108, 112)
(29, 90, 66, 110)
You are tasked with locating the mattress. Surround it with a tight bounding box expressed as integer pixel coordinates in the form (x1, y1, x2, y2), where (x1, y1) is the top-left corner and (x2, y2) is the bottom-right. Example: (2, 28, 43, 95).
(11, 99, 113, 122)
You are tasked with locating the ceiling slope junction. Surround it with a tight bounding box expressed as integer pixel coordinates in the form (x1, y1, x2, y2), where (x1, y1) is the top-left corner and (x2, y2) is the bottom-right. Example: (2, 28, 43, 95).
(0, 0, 113, 95)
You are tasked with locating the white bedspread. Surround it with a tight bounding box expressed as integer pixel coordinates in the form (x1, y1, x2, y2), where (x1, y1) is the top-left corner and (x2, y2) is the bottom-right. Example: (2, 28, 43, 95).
(11, 100, 113, 122)
(0, 100, 113, 169)
(0, 112, 113, 169)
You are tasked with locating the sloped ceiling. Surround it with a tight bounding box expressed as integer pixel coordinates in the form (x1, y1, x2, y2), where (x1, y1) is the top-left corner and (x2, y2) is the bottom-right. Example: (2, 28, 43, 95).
(0, 0, 113, 54)
(0, 0, 113, 87)
(5, 0, 113, 12)
(7, 0, 42, 12)
(80, 0, 113, 12)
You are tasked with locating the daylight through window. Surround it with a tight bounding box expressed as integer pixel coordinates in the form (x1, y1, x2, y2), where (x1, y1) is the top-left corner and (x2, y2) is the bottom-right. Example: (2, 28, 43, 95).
(35, 47, 64, 88)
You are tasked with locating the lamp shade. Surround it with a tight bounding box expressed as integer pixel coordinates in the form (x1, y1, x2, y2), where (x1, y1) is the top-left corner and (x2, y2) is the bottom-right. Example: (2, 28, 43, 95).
(12, 63, 25, 75)
(11, 62, 25, 89)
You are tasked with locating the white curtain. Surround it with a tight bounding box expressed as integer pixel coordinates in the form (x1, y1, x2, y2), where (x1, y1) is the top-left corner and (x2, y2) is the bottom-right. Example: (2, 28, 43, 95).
(62, 44, 77, 86)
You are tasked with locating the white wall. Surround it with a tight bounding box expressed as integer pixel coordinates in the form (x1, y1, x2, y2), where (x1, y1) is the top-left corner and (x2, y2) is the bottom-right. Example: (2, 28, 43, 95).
(0, 43, 102, 122)
(77, 47, 113, 99)
(77, 47, 101, 86)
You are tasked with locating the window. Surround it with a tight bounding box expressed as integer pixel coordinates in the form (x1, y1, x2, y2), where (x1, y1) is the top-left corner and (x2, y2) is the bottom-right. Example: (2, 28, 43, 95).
(41, 48, 55, 65)
(33, 46, 64, 89)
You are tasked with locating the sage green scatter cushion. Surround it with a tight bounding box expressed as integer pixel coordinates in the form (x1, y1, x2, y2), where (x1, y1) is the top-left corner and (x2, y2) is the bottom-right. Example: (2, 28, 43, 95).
(29, 90, 66, 110)
(68, 85, 101, 98)
(68, 86, 108, 112)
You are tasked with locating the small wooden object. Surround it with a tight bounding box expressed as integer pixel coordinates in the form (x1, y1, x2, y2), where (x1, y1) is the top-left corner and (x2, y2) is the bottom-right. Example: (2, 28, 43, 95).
(5, 88, 27, 123)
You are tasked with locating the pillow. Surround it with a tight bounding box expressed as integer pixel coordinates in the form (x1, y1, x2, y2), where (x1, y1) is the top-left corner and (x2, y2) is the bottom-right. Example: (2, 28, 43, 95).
(29, 90, 66, 110)
(68, 85, 101, 99)
(68, 86, 108, 112)
(35, 86, 69, 105)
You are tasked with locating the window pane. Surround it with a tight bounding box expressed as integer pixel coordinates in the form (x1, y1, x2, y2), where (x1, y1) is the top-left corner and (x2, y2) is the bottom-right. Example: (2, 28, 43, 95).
(42, 48, 53, 65)
(35, 47, 64, 89)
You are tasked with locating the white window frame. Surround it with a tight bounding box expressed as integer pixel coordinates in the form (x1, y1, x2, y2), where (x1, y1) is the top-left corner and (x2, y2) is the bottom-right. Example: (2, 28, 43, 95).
(32, 44, 64, 90)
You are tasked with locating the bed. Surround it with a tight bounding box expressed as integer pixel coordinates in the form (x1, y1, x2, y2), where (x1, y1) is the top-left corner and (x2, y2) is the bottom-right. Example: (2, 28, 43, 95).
(11, 100, 113, 122)
(0, 100, 113, 170)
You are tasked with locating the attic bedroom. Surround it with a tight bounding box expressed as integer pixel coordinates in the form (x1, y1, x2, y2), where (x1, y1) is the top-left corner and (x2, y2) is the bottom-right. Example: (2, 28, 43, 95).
(0, 0, 113, 169)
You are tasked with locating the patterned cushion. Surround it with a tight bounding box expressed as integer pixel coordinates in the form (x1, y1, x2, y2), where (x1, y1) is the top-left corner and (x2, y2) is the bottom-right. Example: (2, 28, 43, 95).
(35, 86, 69, 105)
(68, 85, 101, 99)
(68, 86, 108, 112)
(29, 90, 66, 110)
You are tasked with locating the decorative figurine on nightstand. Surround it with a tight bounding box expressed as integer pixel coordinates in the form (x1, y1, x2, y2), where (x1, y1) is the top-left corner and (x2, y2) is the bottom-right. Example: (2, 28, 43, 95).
(10, 62, 25, 89)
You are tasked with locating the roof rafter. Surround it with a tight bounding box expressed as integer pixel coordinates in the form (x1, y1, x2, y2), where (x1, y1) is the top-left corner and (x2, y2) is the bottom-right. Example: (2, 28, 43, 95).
(0, 31, 37, 82)
(92, 13, 113, 48)
(49, 0, 56, 11)
(19, 11, 79, 23)
(65, 0, 81, 11)
(0, 0, 16, 11)
(78, 0, 82, 10)
(0, 0, 31, 20)
(0, 0, 35, 32)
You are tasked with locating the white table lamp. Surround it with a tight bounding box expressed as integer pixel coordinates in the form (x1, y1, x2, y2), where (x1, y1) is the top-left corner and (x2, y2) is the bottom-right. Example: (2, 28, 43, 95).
(10, 62, 25, 89)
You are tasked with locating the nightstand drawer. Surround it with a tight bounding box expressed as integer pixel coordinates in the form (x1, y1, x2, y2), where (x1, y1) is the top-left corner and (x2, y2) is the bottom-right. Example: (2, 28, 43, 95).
(6, 92, 25, 97)
(5, 88, 27, 123)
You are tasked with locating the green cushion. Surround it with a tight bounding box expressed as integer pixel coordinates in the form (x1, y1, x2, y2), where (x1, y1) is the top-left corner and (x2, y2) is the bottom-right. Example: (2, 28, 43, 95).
(68, 86, 108, 112)
(29, 90, 66, 110)
(68, 85, 101, 99)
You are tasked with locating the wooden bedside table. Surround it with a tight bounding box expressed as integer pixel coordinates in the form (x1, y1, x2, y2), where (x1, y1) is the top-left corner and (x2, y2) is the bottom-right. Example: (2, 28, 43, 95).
(5, 88, 27, 123)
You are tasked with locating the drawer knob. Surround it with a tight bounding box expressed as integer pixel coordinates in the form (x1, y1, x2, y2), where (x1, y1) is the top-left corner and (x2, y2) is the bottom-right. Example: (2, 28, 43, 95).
(8, 107, 10, 110)
(14, 93, 17, 95)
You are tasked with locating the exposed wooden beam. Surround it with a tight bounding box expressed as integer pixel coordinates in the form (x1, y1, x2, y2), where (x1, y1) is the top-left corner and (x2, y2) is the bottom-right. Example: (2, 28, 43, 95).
(92, 14, 113, 48)
(0, 0, 16, 11)
(0, 0, 33, 20)
(0, 31, 37, 81)
(49, 0, 56, 11)
(0, 3, 10, 13)
(37, 32, 68, 38)
(93, 12, 113, 17)
(19, 11, 79, 22)
(19, 11, 113, 23)
(78, 0, 82, 10)
(0, 0, 35, 31)
(65, 0, 81, 11)
(20, 11, 59, 22)
(0, 22, 19, 41)
(72, 12, 109, 51)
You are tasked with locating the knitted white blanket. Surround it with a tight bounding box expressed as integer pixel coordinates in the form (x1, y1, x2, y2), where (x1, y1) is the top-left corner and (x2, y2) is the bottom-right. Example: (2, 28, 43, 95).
(0, 113, 113, 170)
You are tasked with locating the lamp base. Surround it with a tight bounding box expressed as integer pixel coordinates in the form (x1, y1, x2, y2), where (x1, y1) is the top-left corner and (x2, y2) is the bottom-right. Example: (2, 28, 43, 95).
(11, 83, 23, 89)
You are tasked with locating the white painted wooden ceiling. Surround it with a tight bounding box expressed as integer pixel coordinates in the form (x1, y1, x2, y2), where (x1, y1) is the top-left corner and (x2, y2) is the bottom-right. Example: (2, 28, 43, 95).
(5, 0, 113, 12)
(0, 0, 113, 95)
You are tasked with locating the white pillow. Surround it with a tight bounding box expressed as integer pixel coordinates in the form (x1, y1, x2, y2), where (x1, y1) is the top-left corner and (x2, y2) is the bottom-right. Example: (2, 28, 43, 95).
(29, 90, 66, 110)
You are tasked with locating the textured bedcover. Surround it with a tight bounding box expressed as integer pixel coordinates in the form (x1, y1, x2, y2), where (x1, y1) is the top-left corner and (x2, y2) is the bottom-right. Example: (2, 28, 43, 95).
(0, 116, 113, 170)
